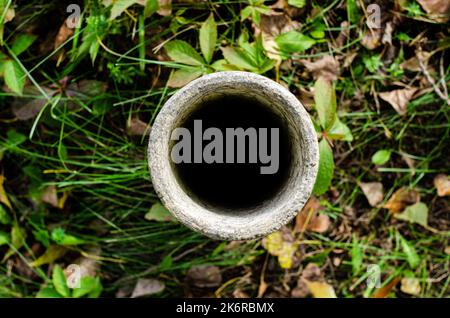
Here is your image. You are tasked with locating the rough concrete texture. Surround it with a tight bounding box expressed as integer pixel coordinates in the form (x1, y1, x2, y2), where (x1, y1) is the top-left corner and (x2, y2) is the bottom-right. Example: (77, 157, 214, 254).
(148, 71, 319, 240)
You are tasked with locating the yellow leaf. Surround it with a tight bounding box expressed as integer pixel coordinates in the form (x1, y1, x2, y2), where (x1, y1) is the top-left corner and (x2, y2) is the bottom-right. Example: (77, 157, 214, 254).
(0, 174, 12, 210)
(30, 245, 67, 267)
(305, 281, 337, 298)
(277, 242, 296, 269)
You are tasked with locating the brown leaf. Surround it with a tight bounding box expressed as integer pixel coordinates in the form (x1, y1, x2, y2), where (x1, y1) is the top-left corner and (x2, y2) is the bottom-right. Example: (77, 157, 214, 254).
(41, 185, 58, 208)
(54, 19, 74, 50)
(12, 86, 56, 120)
(127, 117, 149, 136)
(294, 197, 330, 233)
(359, 182, 384, 207)
(379, 87, 418, 115)
(384, 187, 420, 214)
(416, 0, 450, 22)
(361, 29, 382, 50)
(400, 52, 431, 72)
(186, 265, 222, 288)
(157, 0, 172, 16)
(301, 56, 340, 82)
(433, 174, 450, 197)
(372, 277, 400, 298)
(131, 278, 165, 297)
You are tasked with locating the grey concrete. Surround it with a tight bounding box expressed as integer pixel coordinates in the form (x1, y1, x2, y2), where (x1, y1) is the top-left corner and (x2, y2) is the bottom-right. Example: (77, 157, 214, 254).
(148, 71, 318, 240)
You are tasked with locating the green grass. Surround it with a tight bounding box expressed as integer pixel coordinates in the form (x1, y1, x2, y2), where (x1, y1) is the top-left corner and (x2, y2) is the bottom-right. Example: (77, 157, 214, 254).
(0, 0, 449, 298)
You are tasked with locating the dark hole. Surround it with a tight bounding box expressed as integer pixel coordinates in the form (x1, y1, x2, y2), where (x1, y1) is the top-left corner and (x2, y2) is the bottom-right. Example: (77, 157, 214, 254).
(171, 94, 292, 210)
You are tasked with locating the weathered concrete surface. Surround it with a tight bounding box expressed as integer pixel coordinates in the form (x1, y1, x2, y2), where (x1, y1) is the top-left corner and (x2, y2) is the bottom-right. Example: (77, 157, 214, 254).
(148, 71, 318, 240)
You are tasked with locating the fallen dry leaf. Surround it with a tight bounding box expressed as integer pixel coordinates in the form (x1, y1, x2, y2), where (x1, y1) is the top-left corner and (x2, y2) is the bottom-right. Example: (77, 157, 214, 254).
(157, 0, 172, 16)
(379, 87, 418, 115)
(294, 197, 331, 233)
(445, 246, 450, 255)
(262, 230, 297, 269)
(416, 0, 450, 22)
(384, 187, 420, 213)
(433, 174, 450, 197)
(304, 281, 337, 298)
(54, 18, 75, 50)
(186, 265, 222, 288)
(41, 185, 58, 208)
(372, 277, 400, 298)
(301, 56, 340, 81)
(395, 202, 428, 227)
(361, 29, 382, 50)
(401, 52, 431, 72)
(131, 278, 165, 297)
(359, 182, 384, 207)
(127, 117, 149, 136)
(400, 277, 421, 296)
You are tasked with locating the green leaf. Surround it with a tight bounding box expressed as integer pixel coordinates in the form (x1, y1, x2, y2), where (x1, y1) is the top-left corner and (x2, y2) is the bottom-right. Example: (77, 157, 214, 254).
(11, 34, 37, 56)
(314, 77, 337, 131)
(36, 287, 62, 298)
(211, 59, 239, 71)
(312, 139, 335, 195)
(51, 228, 86, 246)
(275, 31, 316, 54)
(221, 46, 257, 71)
(145, 202, 176, 222)
(351, 235, 363, 275)
(288, 0, 306, 8)
(328, 117, 353, 141)
(52, 265, 70, 297)
(108, 0, 138, 20)
(395, 202, 428, 227)
(144, 0, 159, 18)
(398, 234, 420, 269)
(240, 6, 253, 21)
(72, 276, 102, 298)
(2, 224, 26, 261)
(167, 67, 203, 88)
(347, 0, 361, 24)
(165, 40, 204, 66)
(5, 129, 26, 149)
(372, 149, 391, 165)
(0, 204, 11, 224)
(199, 14, 217, 64)
(0, 230, 9, 246)
(4, 60, 25, 95)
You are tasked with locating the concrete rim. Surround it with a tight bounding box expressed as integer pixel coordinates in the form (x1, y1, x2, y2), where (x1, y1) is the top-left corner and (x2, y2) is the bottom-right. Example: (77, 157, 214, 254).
(148, 71, 319, 240)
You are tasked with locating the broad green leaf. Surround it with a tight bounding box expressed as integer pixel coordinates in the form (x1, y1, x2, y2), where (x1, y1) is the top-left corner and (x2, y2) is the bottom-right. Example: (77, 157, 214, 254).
(36, 287, 62, 298)
(221, 46, 257, 71)
(328, 117, 353, 141)
(288, 0, 306, 8)
(145, 202, 176, 222)
(372, 149, 391, 165)
(108, 0, 139, 20)
(347, 0, 361, 24)
(5, 129, 26, 150)
(165, 40, 204, 66)
(72, 276, 102, 298)
(11, 34, 37, 56)
(275, 31, 316, 54)
(199, 14, 217, 64)
(314, 77, 337, 131)
(167, 67, 202, 88)
(211, 59, 239, 71)
(312, 139, 334, 195)
(51, 228, 86, 246)
(4, 60, 25, 95)
(30, 245, 68, 267)
(240, 6, 253, 21)
(52, 265, 70, 297)
(395, 202, 428, 227)
(144, 0, 159, 18)
(0, 204, 11, 224)
(399, 234, 420, 269)
(0, 230, 9, 246)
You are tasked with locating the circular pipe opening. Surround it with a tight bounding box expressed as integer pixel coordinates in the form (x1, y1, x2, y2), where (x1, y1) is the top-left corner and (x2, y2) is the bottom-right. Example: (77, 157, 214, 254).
(148, 71, 318, 240)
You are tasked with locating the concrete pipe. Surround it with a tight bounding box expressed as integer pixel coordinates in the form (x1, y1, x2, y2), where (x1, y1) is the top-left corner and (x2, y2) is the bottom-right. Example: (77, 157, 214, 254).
(148, 71, 319, 240)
